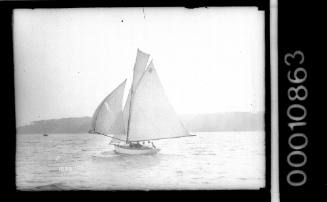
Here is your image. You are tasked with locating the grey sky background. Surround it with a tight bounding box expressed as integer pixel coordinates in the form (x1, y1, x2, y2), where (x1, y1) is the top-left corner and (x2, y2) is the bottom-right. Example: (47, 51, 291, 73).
(14, 7, 265, 126)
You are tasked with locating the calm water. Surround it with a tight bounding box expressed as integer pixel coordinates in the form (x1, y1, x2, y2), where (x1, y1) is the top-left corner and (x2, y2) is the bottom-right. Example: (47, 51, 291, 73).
(16, 132, 265, 190)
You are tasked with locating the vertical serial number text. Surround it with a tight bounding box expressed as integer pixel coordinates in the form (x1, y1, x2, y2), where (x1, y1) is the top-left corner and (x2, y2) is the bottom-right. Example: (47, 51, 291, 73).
(284, 50, 308, 186)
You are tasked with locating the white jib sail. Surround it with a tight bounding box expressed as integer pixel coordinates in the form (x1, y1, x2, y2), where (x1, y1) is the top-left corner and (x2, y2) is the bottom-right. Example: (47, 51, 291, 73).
(123, 49, 150, 132)
(109, 112, 127, 143)
(91, 79, 126, 138)
(128, 60, 191, 141)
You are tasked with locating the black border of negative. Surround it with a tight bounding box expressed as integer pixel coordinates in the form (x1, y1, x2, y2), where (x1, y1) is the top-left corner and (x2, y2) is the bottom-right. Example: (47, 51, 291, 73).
(0, 0, 271, 201)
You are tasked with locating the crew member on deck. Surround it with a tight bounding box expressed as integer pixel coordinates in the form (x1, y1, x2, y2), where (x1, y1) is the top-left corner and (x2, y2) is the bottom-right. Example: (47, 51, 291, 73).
(135, 142, 142, 148)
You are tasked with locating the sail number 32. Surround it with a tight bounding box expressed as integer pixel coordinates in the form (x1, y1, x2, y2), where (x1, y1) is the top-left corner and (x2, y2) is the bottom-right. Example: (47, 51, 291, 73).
(284, 50, 308, 187)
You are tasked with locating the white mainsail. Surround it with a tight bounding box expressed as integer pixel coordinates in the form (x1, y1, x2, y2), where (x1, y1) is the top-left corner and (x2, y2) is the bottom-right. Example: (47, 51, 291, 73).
(91, 79, 126, 136)
(127, 60, 191, 141)
(123, 49, 150, 132)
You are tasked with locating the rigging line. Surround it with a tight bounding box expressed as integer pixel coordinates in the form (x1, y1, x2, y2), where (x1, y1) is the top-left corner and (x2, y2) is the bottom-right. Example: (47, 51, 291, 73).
(94, 131, 126, 142)
(128, 134, 196, 142)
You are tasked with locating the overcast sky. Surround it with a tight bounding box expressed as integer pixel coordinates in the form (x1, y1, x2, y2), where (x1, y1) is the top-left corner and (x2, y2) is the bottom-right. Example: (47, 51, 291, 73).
(14, 7, 265, 126)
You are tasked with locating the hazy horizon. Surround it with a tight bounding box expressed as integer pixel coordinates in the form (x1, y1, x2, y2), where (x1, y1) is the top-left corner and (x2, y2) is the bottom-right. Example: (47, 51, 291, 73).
(17, 111, 265, 127)
(14, 7, 265, 126)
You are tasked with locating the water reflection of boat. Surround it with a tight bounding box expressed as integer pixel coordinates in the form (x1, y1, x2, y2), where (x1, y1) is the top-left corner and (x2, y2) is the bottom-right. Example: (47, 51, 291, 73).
(93, 150, 163, 168)
(90, 49, 194, 155)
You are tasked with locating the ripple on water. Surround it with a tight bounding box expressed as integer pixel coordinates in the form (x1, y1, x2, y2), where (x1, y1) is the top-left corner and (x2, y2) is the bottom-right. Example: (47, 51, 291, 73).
(17, 132, 265, 190)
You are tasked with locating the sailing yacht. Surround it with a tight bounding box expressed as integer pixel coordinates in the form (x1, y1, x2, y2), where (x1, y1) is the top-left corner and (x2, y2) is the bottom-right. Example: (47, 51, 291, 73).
(90, 49, 194, 155)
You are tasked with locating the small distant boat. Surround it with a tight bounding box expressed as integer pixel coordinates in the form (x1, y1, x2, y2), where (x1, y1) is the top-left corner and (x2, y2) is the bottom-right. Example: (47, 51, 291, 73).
(88, 130, 96, 134)
(43, 134, 48, 136)
(90, 49, 194, 155)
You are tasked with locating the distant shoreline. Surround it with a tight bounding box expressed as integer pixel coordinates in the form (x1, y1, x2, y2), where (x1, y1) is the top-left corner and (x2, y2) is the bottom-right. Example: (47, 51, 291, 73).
(16, 112, 264, 134)
(16, 131, 265, 136)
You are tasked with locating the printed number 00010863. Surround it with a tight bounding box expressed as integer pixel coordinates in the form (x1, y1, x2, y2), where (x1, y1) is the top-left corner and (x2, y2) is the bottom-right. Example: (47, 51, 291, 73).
(284, 50, 308, 187)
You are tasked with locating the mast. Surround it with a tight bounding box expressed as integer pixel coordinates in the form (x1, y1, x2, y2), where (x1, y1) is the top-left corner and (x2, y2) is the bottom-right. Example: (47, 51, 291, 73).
(126, 89, 133, 143)
(125, 49, 150, 143)
(126, 63, 149, 143)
